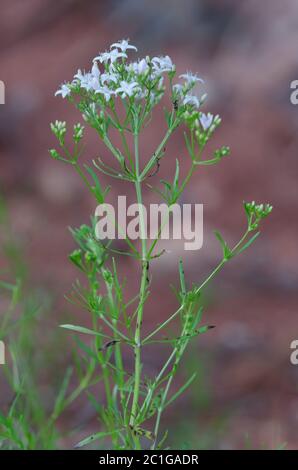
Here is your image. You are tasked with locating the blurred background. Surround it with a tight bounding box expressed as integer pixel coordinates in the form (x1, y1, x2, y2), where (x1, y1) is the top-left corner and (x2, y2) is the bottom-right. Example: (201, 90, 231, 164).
(1, 0, 298, 449)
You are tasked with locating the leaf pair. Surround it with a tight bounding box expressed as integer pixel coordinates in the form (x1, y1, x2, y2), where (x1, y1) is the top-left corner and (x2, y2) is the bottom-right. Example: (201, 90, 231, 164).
(215, 229, 260, 260)
(85, 164, 110, 203)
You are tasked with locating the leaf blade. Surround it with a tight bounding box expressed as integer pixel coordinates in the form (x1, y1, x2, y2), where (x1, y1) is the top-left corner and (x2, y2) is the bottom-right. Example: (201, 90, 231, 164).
(60, 324, 110, 338)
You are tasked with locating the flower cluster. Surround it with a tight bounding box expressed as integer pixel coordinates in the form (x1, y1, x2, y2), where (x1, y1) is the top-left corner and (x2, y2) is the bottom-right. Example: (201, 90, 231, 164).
(244, 201, 273, 230)
(49, 121, 85, 161)
(55, 39, 205, 114)
(181, 108, 224, 161)
(50, 120, 66, 145)
(173, 72, 204, 108)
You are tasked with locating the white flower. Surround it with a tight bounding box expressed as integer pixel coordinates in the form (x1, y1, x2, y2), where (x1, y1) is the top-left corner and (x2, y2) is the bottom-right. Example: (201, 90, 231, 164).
(108, 48, 127, 63)
(91, 77, 103, 92)
(73, 67, 103, 92)
(173, 83, 184, 94)
(93, 49, 127, 64)
(111, 39, 137, 53)
(115, 81, 140, 98)
(74, 69, 94, 91)
(95, 85, 115, 102)
(130, 58, 149, 75)
(55, 83, 71, 98)
(93, 52, 108, 63)
(183, 94, 200, 108)
(100, 73, 118, 85)
(199, 112, 214, 130)
(91, 62, 100, 79)
(73, 69, 84, 81)
(152, 55, 175, 74)
(179, 72, 204, 86)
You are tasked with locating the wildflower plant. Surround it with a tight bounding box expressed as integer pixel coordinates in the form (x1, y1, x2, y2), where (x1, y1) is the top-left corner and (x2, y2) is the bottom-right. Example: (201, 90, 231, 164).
(51, 39, 272, 449)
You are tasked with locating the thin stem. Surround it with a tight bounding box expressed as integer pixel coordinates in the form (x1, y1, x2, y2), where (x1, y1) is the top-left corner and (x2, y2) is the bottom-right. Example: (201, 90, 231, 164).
(194, 228, 251, 295)
(194, 258, 227, 295)
(129, 130, 148, 448)
(74, 163, 94, 195)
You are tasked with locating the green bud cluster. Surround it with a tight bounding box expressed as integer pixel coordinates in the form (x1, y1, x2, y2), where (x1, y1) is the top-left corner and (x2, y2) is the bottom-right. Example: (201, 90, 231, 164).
(50, 120, 67, 145)
(244, 201, 273, 230)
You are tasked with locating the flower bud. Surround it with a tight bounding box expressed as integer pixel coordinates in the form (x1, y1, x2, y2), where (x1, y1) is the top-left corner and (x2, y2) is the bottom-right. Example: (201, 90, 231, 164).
(73, 123, 84, 143)
(49, 149, 60, 159)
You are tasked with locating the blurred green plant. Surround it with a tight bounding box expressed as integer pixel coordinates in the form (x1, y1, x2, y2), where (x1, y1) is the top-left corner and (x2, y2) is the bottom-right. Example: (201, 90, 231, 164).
(0, 197, 97, 449)
(50, 39, 272, 449)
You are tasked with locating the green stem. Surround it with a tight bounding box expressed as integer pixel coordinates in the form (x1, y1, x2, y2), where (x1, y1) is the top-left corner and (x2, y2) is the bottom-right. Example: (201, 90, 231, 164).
(194, 228, 251, 295)
(129, 131, 148, 449)
(73, 163, 94, 195)
(176, 161, 195, 199)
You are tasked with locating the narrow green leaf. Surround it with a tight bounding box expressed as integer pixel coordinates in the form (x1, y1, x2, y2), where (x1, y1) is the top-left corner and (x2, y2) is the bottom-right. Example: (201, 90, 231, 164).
(184, 132, 193, 158)
(194, 157, 220, 166)
(86, 392, 102, 414)
(194, 306, 203, 326)
(60, 324, 110, 338)
(75, 429, 123, 448)
(173, 158, 180, 191)
(157, 429, 169, 450)
(146, 324, 214, 344)
(196, 325, 215, 334)
(179, 258, 186, 297)
(237, 231, 260, 255)
(74, 337, 98, 360)
(53, 367, 73, 417)
(165, 373, 197, 408)
(0, 280, 15, 291)
(160, 179, 172, 191)
(146, 183, 167, 202)
(214, 230, 232, 259)
(164, 109, 172, 128)
(85, 164, 110, 203)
